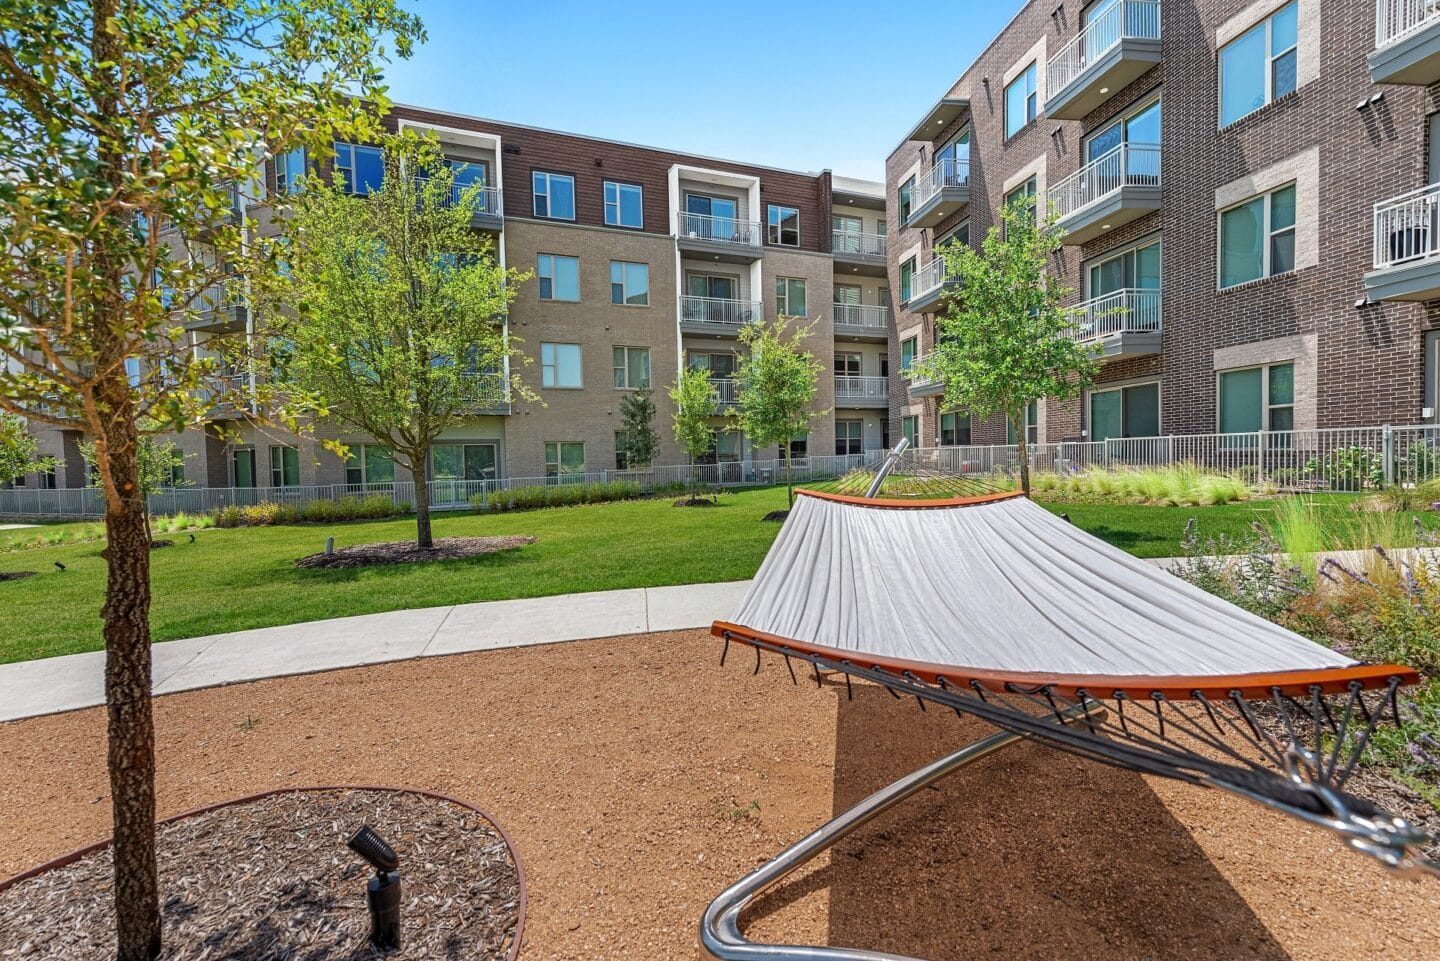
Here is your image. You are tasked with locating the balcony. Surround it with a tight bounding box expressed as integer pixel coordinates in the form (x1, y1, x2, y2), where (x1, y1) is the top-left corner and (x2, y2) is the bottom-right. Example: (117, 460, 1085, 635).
(1052, 143, 1161, 245)
(710, 377, 740, 409)
(185, 282, 247, 332)
(442, 184, 504, 231)
(832, 229, 888, 276)
(678, 295, 763, 335)
(834, 375, 890, 408)
(906, 158, 970, 229)
(1045, 0, 1162, 119)
(460, 370, 512, 415)
(906, 257, 959, 313)
(906, 355, 944, 398)
(1365, 183, 1440, 300)
(1070, 288, 1162, 360)
(674, 212, 763, 263)
(1371, 0, 1440, 83)
(832, 303, 890, 341)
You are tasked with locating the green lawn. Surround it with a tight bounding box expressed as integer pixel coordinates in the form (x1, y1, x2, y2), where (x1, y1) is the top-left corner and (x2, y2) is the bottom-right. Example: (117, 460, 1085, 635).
(0, 489, 1429, 664)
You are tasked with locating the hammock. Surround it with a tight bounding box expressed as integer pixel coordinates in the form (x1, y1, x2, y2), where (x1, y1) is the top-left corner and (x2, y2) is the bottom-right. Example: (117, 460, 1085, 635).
(701, 443, 1435, 961)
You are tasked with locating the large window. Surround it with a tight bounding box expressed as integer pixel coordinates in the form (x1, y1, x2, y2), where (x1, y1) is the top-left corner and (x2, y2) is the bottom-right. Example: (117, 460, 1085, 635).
(940, 411, 971, 446)
(612, 346, 651, 389)
(1219, 362, 1294, 434)
(900, 336, 917, 371)
(1005, 62, 1038, 138)
(541, 342, 583, 388)
(333, 142, 383, 196)
(902, 415, 918, 447)
(232, 449, 256, 488)
(836, 420, 864, 455)
(545, 442, 585, 480)
(532, 171, 576, 220)
(538, 254, 580, 301)
(1007, 401, 1039, 444)
(274, 147, 306, 195)
(768, 205, 800, 246)
(1219, 184, 1295, 288)
(604, 181, 643, 228)
(433, 443, 497, 482)
(834, 351, 862, 376)
(899, 258, 915, 303)
(1089, 383, 1160, 441)
(776, 277, 807, 316)
(1004, 177, 1038, 225)
(610, 261, 649, 305)
(1219, 1, 1297, 127)
(269, 446, 300, 487)
(899, 177, 915, 224)
(345, 445, 394, 486)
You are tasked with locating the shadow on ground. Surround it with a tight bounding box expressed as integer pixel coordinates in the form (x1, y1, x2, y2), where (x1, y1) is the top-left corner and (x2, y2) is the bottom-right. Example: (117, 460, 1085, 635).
(744, 680, 1291, 960)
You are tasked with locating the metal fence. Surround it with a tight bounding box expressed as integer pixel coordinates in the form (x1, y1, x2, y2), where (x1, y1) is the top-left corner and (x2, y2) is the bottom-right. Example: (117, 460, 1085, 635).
(675, 211, 762, 248)
(0, 454, 877, 519)
(1051, 142, 1161, 220)
(1376, 0, 1439, 48)
(831, 229, 887, 257)
(912, 157, 970, 211)
(1072, 288, 1161, 341)
(1047, 0, 1162, 99)
(1372, 182, 1440, 269)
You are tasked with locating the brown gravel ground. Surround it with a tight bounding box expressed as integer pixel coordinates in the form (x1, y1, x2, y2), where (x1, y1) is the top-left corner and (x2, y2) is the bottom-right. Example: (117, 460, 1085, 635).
(0, 629, 1436, 960)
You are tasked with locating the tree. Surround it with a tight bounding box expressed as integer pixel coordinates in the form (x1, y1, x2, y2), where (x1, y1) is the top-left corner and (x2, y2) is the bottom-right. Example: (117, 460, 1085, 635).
(732, 317, 825, 507)
(258, 132, 526, 549)
(0, 4, 422, 958)
(670, 366, 719, 499)
(0, 414, 55, 485)
(617, 387, 660, 469)
(910, 198, 1102, 495)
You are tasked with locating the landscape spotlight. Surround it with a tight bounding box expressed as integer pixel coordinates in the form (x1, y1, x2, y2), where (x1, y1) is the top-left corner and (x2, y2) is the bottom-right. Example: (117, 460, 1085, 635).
(348, 825, 401, 950)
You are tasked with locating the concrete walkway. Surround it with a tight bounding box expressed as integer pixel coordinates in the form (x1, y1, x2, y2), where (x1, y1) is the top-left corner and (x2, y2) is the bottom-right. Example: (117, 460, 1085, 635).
(0, 580, 752, 724)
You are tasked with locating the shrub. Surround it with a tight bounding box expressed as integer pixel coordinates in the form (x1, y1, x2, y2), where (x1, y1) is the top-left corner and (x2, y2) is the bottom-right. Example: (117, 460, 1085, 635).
(471, 480, 644, 513)
(1304, 446, 1381, 491)
(213, 494, 407, 527)
(1031, 463, 1253, 506)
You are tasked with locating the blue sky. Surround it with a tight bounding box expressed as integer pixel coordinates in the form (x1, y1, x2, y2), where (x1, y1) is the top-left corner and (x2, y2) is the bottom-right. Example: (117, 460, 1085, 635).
(380, 1, 1021, 182)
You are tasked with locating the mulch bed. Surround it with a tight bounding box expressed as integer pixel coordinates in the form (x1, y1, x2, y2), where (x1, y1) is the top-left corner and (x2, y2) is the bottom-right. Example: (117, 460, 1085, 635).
(761, 510, 790, 523)
(0, 788, 521, 960)
(672, 497, 717, 507)
(0, 571, 37, 582)
(150, 540, 174, 550)
(295, 536, 535, 570)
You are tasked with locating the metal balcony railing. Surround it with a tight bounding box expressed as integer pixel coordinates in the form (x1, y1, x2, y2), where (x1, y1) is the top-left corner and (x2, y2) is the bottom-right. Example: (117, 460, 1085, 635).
(1373, 182, 1440, 268)
(679, 295, 763, 327)
(444, 184, 503, 217)
(910, 157, 970, 213)
(1047, 0, 1162, 99)
(675, 212, 762, 247)
(834, 375, 889, 400)
(1376, 0, 1440, 48)
(1051, 143, 1161, 220)
(911, 257, 952, 301)
(1070, 288, 1161, 341)
(906, 353, 939, 391)
(832, 229, 887, 257)
(832, 303, 890, 329)
(710, 377, 739, 407)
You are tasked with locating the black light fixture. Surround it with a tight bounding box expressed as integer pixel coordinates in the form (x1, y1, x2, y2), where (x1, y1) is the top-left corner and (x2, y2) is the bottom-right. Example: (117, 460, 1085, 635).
(348, 825, 402, 951)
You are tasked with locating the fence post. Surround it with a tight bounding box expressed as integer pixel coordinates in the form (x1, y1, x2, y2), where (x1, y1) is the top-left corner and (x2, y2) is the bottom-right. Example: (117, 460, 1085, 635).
(1382, 424, 1395, 486)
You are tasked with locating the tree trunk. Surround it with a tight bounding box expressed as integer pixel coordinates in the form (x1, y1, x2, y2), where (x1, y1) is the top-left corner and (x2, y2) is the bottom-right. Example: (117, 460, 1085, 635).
(413, 445, 432, 549)
(784, 446, 794, 507)
(99, 406, 161, 961)
(1013, 412, 1032, 497)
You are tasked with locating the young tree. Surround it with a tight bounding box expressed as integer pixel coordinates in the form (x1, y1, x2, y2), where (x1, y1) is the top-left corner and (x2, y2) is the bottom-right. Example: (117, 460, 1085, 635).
(617, 386, 660, 469)
(732, 317, 825, 506)
(0, 4, 422, 958)
(670, 366, 719, 499)
(258, 132, 527, 549)
(910, 198, 1101, 495)
(0, 414, 55, 485)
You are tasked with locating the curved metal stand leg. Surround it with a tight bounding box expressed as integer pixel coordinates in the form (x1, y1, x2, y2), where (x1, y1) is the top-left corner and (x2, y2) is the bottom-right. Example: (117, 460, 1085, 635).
(700, 702, 1106, 961)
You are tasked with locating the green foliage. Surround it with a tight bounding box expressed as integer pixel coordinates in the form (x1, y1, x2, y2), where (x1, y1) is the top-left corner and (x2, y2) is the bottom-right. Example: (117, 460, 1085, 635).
(0, 414, 55, 484)
(1030, 464, 1253, 506)
(213, 495, 407, 527)
(79, 434, 188, 498)
(1263, 495, 1440, 559)
(732, 317, 825, 503)
(912, 198, 1100, 492)
(670, 367, 719, 496)
(471, 480, 643, 513)
(1304, 446, 1382, 491)
(617, 388, 661, 469)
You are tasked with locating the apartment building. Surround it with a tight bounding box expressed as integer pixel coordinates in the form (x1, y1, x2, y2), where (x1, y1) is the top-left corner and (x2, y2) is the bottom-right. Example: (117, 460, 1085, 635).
(887, 0, 1440, 450)
(18, 108, 889, 492)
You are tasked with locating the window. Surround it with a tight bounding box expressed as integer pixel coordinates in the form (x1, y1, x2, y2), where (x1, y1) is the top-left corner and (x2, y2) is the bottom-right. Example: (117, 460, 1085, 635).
(541, 342, 583, 388)
(1007, 401, 1039, 444)
(345, 445, 394, 486)
(274, 147, 306, 195)
(775, 277, 807, 316)
(899, 177, 915, 224)
(768, 205, 800, 246)
(609, 261, 649, 306)
(834, 215, 863, 253)
(168, 456, 186, 488)
(1004, 177, 1038, 226)
(1219, 184, 1296, 288)
(902, 415, 918, 447)
(1005, 62, 1038, 138)
(940, 411, 971, 446)
(614, 431, 636, 470)
(689, 351, 737, 378)
(684, 194, 739, 241)
(900, 337, 917, 371)
(232, 449, 256, 488)
(433, 444, 497, 482)
(545, 442, 585, 480)
(786, 435, 808, 459)
(125, 357, 142, 388)
(1219, 1, 1297, 127)
(1219, 362, 1294, 435)
(533, 171, 576, 220)
(836, 420, 864, 455)
(269, 446, 300, 487)
(604, 181, 643, 228)
(612, 346, 651, 389)
(333, 142, 383, 196)
(879, 353, 889, 377)
(699, 431, 742, 465)
(899, 258, 915, 303)
(1084, 96, 1161, 167)
(834, 351, 862, 376)
(1089, 383, 1160, 441)
(538, 254, 580, 301)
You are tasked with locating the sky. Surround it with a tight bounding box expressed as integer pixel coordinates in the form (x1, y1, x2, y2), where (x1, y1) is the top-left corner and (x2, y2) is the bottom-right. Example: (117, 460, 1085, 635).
(379, 1, 1023, 183)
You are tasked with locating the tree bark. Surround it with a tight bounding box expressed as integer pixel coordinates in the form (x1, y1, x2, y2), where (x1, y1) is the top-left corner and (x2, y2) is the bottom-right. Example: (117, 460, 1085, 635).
(1013, 412, 1032, 497)
(412, 444, 432, 549)
(99, 397, 162, 961)
(784, 446, 794, 507)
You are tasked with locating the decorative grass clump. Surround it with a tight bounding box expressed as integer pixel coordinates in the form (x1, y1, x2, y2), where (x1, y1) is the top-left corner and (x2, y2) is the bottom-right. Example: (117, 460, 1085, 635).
(214, 494, 408, 528)
(1266, 496, 1438, 569)
(472, 480, 643, 513)
(1031, 463, 1254, 506)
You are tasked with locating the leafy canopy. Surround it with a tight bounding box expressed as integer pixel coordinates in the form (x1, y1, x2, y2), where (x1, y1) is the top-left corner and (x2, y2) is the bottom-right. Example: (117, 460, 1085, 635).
(670, 366, 719, 463)
(618, 387, 660, 469)
(0, 414, 55, 484)
(731, 316, 825, 457)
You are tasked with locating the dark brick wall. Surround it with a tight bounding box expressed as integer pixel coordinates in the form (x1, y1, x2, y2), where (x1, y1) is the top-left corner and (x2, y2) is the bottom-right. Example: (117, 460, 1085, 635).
(887, 0, 1440, 445)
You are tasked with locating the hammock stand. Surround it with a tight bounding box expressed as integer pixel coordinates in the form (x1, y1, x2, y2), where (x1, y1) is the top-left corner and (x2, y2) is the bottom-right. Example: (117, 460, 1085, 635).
(699, 446, 1437, 961)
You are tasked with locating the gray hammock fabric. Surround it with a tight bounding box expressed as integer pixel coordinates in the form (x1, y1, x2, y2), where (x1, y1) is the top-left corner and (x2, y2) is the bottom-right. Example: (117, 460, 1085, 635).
(730, 491, 1355, 679)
